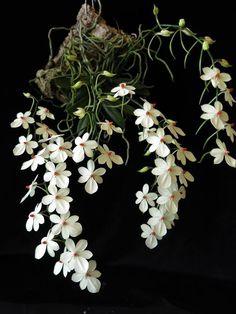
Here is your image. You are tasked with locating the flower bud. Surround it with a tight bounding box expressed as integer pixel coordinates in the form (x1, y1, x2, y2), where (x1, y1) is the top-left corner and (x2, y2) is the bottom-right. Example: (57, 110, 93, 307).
(204, 36, 215, 45)
(202, 41, 209, 51)
(178, 18, 185, 28)
(71, 81, 84, 89)
(218, 58, 232, 68)
(144, 150, 151, 156)
(182, 28, 196, 36)
(153, 4, 159, 16)
(23, 92, 31, 98)
(202, 36, 215, 50)
(102, 71, 116, 77)
(138, 166, 150, 173)
(73, 107, 86, 119)
(66, 54, 77, 61)
(106, 95, 118, 102)
(157, 29, 174, 37)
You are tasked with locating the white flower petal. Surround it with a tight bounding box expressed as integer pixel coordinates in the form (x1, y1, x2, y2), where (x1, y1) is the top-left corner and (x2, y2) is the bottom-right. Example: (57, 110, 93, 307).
(35, 243, 46, 259)
(87, 277, 101, 293)
(85, 178, 98, 194)
(145, 235, 158, 249)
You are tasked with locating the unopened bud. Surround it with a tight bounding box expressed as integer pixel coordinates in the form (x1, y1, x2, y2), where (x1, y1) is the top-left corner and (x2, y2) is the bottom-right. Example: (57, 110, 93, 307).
(204, 36, 215, 45)
(202, 41, 209, 51)
(106, 95, 118, 102)
(179, 18, 185, 28)
(71, 81, 84, 89)
(144, 150, 151, 157)
(153, 4, 159, 16)
(102, 71, 116, 77)
(138, 166, 150, 173)
(202, 36, 215, 50)
(23, 92, 31, 98)
(157, 29, 174, 37)
(182, 28, 196, 36)
(73, 107, 86, 119)
(66, 54, 77, 61)
(218, 58, 232, 68)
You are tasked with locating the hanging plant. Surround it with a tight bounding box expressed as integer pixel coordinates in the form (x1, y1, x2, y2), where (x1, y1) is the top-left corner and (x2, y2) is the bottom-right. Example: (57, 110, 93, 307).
(10, 1, 235, 293)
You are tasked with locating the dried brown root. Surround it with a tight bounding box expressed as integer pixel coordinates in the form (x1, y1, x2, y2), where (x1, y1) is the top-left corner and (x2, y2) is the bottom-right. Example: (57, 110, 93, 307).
(33, 3, 128, 102)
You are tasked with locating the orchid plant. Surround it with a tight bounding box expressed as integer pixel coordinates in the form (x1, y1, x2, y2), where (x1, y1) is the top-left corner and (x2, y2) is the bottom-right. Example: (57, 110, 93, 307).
(10, 0, 235, 293)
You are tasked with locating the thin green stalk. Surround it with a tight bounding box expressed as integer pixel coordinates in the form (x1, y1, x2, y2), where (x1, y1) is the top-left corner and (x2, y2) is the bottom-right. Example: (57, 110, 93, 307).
(184, 40, 198, 68)
(195, 119, 208, 135)
(203, 130, 219, 150)
(199, 81, 211, 104)
(169, 29, 180, 59)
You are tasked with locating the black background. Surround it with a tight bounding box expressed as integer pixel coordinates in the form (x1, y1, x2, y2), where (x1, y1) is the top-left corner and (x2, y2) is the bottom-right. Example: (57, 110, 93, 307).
(1, 0, 236, 313)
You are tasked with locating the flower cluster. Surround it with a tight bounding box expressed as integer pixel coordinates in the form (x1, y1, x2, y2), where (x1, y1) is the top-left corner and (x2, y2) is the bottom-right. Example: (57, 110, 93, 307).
(134, 100, 195, 248)
(199, 67, 236, 167)
(10, 95, 125, 293)
(10, 1, 236, 292)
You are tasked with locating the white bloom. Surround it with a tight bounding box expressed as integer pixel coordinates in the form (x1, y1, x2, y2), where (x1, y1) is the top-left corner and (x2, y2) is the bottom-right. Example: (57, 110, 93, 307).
(50, 211, 82, 239)
(54, 259, 71, 277)
(141, 224, 162, 249)
(36, 106, 55, 120)
(176, 145, 196, 165)
(20, 174, 38, 203)
(44, 162, 71, 188)
(72, 260, 101, 293)
(200, 67, 231, 91)
(97, 144, 123, 169)
(35, 232, 59, 259)
(134, 101, 161, 128)
(78, 160, 106, 194)
(13, 134, 38, 156)
(72, 133, 98, 163)
(151, 155, 182, 189)
(60, 239, 93, 273)
(179, 169, 194, 187)
(38, 134, 63, 143)
(135, 184, 158, 213)
(164, 211, 177, 229)
(201, 101, 228, 130)
(156, 186, 181, 214)
(210, 139, 236, 167)
(224, 88, 236, 106)
(179, 185, 186, 199)
(21, 149, 45, 171)
(148, 206, 175, 230)
(26, 203, 45, 232)
(10, 111, 35, 129)
(138, 128, 156, 142)
(166, 120, 185, 139)
(225, 123, 236, 142)
(134, 100, 161, 128)
(42, 185, 73, 214)
(36, 123, 57, 139)
(111, 82, 136, 98)
(40, 143, 51, 159)
(48, 137, 72, 163)
(98, 120, 123, 135)
(147, 207, 167, 237)
(147, 128, 172, 157)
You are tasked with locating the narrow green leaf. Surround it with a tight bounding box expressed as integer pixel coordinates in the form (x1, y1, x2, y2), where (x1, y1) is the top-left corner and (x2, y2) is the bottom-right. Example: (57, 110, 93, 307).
(102, 103, 125, 128)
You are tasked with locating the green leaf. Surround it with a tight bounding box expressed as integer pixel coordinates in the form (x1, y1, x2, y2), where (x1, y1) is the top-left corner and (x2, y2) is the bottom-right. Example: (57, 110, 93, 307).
(102, 102, 125, 128)
(66, 87, 89, 114)
(77, 114, 90, 135)
(123, 104, 135, 115)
